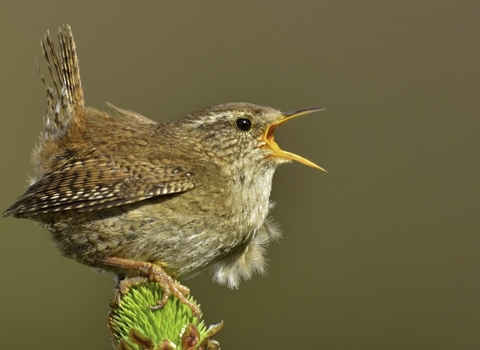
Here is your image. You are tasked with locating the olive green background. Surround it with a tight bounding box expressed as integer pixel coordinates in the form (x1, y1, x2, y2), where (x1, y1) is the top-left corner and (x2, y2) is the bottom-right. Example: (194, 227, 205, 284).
(1, 1, 479, 349)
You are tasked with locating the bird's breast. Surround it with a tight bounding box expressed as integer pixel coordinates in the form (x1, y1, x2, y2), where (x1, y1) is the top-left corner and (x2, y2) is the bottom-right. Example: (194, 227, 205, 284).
(224, 166, 276, 232)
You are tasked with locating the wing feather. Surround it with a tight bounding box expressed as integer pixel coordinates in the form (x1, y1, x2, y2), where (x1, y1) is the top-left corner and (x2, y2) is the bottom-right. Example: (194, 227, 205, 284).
(4, 157, 196, 216)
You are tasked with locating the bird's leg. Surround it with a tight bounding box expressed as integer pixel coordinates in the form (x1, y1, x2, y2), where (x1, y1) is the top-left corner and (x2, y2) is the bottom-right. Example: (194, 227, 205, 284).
(100, 257, 201, 316)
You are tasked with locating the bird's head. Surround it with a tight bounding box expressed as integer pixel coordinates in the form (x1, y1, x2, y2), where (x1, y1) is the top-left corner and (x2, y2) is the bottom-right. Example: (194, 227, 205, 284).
(181, 102, 326, 172)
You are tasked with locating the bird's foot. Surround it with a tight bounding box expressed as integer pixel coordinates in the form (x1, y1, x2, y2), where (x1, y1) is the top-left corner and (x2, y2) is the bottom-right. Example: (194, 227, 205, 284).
(101, 257, 201, 316)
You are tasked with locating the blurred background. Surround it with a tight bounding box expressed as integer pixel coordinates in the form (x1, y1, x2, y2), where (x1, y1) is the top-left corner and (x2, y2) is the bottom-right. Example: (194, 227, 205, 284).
(1, 1, 479, 349)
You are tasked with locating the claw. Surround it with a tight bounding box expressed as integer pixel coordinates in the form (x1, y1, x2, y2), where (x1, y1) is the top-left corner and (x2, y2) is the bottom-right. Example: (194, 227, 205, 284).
(100, 257, 202, 316)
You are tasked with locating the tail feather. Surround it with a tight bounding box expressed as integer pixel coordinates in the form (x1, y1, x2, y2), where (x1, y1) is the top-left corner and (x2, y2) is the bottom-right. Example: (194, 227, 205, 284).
(39, 25, 84, 141)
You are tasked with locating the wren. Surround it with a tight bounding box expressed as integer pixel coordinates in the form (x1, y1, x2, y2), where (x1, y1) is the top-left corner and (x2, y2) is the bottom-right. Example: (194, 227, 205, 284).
(3, 25, 326, 315)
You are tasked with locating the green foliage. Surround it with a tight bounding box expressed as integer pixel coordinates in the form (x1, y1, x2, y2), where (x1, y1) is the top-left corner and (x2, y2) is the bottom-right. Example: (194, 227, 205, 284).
(109, 283, 222, 350)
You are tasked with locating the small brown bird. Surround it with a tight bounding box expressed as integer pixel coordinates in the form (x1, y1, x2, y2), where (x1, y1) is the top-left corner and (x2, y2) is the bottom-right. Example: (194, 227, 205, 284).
(3, 25, 325, 315)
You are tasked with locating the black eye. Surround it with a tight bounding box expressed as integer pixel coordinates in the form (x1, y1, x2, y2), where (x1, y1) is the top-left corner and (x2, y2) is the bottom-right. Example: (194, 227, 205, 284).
(236, 118, 252, 131)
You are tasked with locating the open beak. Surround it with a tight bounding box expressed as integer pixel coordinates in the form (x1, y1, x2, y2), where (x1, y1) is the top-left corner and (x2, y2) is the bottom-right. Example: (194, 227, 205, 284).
(261, 107, 327, 172)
